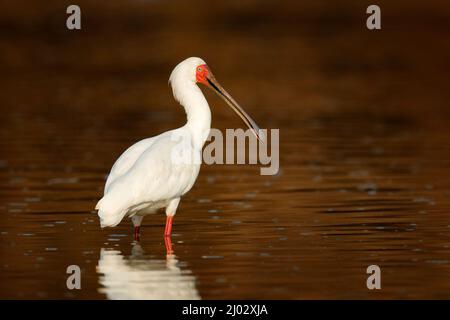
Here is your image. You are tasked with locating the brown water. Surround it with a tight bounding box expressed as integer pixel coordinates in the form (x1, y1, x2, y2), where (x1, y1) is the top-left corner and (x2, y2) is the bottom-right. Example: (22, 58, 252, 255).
(0, 1, 449, 299)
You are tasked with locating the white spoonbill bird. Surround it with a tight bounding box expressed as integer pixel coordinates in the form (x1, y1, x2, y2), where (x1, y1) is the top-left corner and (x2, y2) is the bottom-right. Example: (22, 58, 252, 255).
(95, 57, 262, 240)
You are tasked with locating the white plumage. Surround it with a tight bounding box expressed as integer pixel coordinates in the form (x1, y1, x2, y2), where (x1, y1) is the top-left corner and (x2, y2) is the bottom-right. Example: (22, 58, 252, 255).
(95, 57, 260, 238)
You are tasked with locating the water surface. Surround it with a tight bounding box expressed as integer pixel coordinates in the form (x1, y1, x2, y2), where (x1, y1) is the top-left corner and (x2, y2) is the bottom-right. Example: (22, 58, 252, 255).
(0, 0, 449, 299)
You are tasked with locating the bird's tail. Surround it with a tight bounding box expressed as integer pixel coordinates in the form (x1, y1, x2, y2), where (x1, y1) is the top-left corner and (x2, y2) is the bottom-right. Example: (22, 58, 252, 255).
(95, 196, 127, 228)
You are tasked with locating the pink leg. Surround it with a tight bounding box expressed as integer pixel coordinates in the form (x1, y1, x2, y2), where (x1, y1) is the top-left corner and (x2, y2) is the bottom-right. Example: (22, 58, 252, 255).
(164, 236, 173, 255)
(164, 216, 174, 237)
(134, 226, 140, 241)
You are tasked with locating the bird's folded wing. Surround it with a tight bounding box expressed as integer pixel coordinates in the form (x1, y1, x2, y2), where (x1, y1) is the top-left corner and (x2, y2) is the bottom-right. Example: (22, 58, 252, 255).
(104, 136, 161, 193)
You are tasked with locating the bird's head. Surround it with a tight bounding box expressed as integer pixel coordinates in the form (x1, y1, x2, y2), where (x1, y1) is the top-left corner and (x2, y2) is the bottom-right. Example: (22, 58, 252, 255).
(169, 57, 263, 141)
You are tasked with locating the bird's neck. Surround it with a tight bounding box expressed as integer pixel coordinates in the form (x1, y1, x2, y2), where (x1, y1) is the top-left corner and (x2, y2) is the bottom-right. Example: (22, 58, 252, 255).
(175, 82, 212, 147)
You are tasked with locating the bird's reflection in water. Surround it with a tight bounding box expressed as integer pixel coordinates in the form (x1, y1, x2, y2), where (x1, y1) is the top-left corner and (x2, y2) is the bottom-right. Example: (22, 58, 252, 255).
(97, 238, 200, 299)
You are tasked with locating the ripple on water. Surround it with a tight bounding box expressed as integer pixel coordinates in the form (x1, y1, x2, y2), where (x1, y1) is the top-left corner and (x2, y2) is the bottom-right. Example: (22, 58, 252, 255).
(201, 255, 224, 259)
(235, 252, 254, 257)
(426, 260, 450, 265)
(47, 177, 79, 185)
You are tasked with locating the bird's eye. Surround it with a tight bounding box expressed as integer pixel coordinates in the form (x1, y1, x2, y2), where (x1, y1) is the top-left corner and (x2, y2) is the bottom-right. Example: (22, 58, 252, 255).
(197, 67, 202, 72)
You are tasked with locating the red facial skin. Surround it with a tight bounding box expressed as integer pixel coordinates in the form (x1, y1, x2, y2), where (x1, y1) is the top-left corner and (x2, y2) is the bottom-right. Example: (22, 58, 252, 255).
(195, 64, 209, 85)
